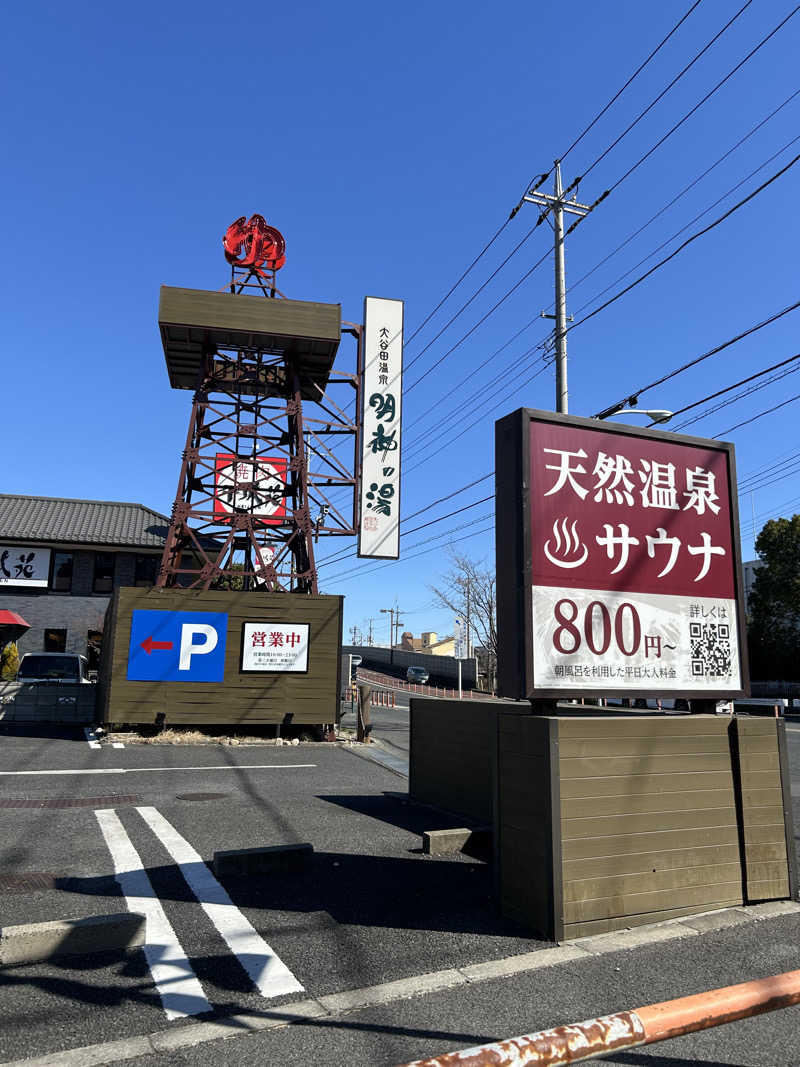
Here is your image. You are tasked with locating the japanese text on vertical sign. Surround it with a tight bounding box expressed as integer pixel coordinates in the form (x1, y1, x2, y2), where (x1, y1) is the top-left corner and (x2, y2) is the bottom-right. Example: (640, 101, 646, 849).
(359, 297, 403, 558)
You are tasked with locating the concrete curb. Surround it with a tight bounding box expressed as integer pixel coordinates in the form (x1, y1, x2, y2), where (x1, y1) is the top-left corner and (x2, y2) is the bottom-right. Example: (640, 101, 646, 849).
(213, 843, 314, 877)
(0, 913, 145, 967)
(2, 901, 798, 1065)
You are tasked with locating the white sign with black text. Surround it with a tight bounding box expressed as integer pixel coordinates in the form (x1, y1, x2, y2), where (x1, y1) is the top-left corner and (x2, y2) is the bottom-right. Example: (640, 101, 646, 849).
(358, 296, 403, 559)
(454, 616, 468, 659)
(0, 546, 51, 588)
(240, 622, 310, 673)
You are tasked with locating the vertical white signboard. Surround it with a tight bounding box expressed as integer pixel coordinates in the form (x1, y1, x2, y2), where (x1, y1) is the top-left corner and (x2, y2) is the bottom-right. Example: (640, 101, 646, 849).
(454, 616, 467, 659)
(358, 296, 403, 559)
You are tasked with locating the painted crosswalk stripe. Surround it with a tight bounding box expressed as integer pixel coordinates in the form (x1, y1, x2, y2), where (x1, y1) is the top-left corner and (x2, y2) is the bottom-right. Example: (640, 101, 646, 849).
(136, 805, 304, 1000)
(95, 808, 211, 1020)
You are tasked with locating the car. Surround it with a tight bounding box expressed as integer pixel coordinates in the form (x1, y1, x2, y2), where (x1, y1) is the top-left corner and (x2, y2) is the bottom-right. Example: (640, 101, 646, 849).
(406, 666, 429, 684)
(17, 652, 94, 684)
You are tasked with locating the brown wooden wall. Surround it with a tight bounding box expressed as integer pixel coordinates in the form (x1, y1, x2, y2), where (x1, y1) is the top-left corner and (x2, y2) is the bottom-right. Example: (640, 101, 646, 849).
(495, 713, 559, 936)
(100, 587, 342, 726)
(734, 716, 794, 902)
(409, 699, 504, 824)
(557, 715, 743, 940)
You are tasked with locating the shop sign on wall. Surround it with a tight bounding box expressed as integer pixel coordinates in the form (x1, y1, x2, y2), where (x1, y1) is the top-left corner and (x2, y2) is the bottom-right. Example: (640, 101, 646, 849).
(240, 622, 310, 673)
(214, 454, 287, 525)
(358, 296, 403, 559)
(496, 409, 748, 698)
(0, 546, 51, 587)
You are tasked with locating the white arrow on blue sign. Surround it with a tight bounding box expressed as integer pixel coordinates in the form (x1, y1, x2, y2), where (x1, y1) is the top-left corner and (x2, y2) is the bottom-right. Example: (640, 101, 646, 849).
(127, 610, 229, 682)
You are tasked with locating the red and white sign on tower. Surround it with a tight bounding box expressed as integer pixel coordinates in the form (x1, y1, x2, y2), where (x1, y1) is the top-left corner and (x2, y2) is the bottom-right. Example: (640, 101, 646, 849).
(495, 409, 748, 700)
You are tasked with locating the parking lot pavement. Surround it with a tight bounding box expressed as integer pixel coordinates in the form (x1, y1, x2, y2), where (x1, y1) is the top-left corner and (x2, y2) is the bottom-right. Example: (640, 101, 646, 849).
(30, 911, 800, 1067)
(0, 731, 552, 1063)
(2, 724, 798, 1066)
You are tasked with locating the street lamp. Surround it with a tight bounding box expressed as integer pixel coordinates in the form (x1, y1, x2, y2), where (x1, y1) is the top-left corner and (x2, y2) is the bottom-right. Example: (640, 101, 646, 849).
(613, 409, 673, 424)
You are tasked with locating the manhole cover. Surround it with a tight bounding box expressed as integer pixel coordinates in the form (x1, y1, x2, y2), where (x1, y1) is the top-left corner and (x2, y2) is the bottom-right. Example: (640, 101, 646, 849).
(0, 873, 58, 892)
(175, 792, 228, 802)
(0, 795, 142, 809)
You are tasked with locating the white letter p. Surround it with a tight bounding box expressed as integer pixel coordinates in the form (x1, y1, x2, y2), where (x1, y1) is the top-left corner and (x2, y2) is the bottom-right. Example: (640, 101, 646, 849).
(179, 624, 218, 670)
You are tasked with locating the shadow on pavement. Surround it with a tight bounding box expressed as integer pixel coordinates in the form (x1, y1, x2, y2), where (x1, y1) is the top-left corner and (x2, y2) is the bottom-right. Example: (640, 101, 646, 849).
(55, 847, 536, 939)
(0, 723, 89, 741)
(317, 792, 476, 836)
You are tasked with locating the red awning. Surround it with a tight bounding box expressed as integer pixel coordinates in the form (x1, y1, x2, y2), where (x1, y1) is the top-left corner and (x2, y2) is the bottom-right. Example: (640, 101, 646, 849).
(0, 610, 30, 641)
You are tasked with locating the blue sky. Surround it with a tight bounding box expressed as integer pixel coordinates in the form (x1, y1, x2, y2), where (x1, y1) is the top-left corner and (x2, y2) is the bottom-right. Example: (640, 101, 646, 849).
(2, 1, 799, 647)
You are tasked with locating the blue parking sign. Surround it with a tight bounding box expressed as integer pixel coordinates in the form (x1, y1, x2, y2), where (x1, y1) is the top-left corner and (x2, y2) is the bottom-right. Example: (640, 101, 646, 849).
(127, 610, 228, 682)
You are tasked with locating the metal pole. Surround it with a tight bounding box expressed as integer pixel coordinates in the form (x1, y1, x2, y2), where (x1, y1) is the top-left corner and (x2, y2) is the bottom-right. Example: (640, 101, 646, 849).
(395, 967, 800, 1067)
(458, 660, 462, 700)
(553, 162, 568, 415)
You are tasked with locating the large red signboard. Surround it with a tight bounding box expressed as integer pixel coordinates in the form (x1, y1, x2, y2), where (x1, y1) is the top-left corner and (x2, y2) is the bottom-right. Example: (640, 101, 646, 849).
(496, 409, 748, 699)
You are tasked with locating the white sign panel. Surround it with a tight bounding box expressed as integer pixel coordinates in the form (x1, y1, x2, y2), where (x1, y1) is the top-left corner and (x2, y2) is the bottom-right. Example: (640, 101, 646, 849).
(454, 616, 468, 659)
(531, 587, 740, 691)
(240, 622, 310, 673)
(358, 296, 403, 559)
(0, 546, 51, 587)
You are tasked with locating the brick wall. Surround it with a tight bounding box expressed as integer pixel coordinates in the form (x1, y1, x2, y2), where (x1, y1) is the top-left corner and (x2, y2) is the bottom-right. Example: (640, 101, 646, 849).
(0, 550, 155, 656)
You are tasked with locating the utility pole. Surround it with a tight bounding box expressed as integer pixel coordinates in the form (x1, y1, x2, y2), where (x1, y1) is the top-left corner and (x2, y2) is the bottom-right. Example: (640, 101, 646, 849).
(522, 161, 590, 414)
(381, 606, 404, 665)
(367, 618, 375, 646)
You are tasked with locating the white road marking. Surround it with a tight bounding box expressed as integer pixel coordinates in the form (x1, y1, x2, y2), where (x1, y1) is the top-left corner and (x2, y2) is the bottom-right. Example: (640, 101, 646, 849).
(95, 808, 211, 1021)
(83, 727, 101, 749)
(112, 742, 125, 749)
(0, 764, 316, 776)
(136, 805, 304, 1000)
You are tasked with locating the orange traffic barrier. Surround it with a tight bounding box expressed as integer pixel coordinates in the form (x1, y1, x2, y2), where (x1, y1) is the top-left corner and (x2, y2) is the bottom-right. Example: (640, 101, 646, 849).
(395, 968, 800, 1067)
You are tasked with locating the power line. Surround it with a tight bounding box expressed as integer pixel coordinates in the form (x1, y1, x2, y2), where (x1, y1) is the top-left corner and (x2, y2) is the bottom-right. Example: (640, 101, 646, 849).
(573, 131, 800, 321)
(714, 391, 800, 438)
(404, 93, 800, 449)
(412, 299, 800, 476)
(566, 87, 800, 304)
(403, 245, 553, 395)
(403, 4, 712, 377)
(404, 207, 550, 373)
(566, 3, 800, 235)
(316, 472, 495, 571)
(403, 217, 514, 349)
(324, 514, 495, 585)
(557, 1, 706, 172)
(594, 298, 800, 418)
(317, 492, 494, 572)
(665, 354, 800, 420)
(669, 358, 800, 430)
(563, 0, 754, 198)
(570, 152, 800, 342)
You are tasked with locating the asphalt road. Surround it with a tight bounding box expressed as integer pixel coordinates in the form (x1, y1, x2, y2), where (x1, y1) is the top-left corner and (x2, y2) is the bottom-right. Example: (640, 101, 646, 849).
(0, 720, 798, 1066)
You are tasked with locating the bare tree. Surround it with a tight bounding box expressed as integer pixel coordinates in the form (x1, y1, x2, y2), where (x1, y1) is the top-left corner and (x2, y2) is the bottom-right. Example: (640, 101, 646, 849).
(430, 549, 497, 688)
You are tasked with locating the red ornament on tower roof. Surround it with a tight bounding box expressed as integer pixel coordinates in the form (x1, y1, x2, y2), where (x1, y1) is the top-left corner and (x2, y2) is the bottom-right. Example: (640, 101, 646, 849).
(223, 214, 286, 271)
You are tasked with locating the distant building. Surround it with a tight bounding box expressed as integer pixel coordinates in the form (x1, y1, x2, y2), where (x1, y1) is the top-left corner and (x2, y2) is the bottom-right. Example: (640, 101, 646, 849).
(400, 630, 455, 656)
(0, 495, 173, 665)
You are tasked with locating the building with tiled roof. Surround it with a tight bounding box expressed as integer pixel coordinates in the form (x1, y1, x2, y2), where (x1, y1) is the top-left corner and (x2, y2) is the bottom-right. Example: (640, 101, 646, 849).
(0, 495, 176, 663)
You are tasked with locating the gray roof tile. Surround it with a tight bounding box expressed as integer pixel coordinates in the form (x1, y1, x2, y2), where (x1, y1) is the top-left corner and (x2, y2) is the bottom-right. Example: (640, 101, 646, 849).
(0, 495, 171, 549)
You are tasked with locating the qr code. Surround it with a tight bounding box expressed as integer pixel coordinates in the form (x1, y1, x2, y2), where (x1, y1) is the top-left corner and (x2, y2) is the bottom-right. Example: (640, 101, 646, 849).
(690, 622, 731, 678)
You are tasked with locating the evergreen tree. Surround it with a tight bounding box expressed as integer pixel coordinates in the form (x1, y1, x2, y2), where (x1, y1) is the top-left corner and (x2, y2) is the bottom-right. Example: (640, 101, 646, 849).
(748, 514, 800, 679)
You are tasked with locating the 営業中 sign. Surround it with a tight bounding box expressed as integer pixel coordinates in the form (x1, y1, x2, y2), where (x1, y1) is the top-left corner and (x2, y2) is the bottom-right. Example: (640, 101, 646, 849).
(495, 409, 748, 700)
(358, 296, 403, 559)
(240, 622, 310, 673)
